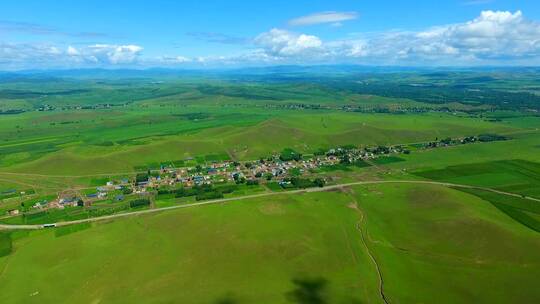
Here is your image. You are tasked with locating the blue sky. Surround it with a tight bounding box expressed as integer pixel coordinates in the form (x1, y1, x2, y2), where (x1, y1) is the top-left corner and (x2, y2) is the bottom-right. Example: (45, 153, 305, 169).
(0, 0, 539, 69)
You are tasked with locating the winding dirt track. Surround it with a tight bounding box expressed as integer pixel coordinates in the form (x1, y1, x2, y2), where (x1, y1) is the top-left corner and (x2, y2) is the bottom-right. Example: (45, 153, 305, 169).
(1, 180, 538, 231)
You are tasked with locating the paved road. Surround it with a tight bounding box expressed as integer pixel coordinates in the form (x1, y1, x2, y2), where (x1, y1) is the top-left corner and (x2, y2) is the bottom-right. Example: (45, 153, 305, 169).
(1, 180, 538, 231)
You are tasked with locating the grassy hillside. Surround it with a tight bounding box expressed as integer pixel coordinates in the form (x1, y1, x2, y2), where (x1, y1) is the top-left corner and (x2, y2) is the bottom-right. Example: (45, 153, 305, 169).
(0, 108, 517, 175)
(1, 183, 538, 303)
(0, 191, 380, 304)
(353, 183, 540, 303)
(1, 73, 539, 303)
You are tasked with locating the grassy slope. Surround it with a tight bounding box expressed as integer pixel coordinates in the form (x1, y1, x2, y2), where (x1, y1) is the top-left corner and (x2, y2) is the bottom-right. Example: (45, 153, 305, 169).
(0, 116, 535, 208)
(1, 109, 517, 175)
(458, 188, 540, 232)
(1, 184, 539, 303)
(388, 131, 540, 171)
(352, 183, 540, 303)
(413, 159, 540, 198)
(0, 192, 380, 304)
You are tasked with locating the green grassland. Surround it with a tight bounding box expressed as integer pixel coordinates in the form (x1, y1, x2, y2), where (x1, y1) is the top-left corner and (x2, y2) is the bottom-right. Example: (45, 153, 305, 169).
(2, 77, 533, 199)
(379, 130, 540, 173)
(353, 183, 540, 303)
(1, 72, 540, 303)
(0, 191, 381, 304)
(413, 159, 540, 198)
(0, 90, 536, 202)
(1, 183, 538, 303)
(1, 77, 528, 177)
(458, 188, 540, 232)
(0, 108, 516, 175)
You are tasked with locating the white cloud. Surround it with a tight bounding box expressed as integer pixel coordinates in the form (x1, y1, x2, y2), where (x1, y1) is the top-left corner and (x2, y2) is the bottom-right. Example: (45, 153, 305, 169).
(0, 43, 71, 68)
(254, 10, 540, 65)
(254, 28, 323, 57)
(83, 44, 143, 64)
(406, 10, 540, 60)
(289, 11, 358, 26)
(173, 55, 191, 63)
(0, 42, 143, 69)
(66, 45, 79, 56)
(63, 44, 144, 65)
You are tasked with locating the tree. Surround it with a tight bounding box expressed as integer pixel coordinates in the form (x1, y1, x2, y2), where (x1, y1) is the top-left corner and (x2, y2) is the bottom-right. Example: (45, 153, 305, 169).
(129, 199, 150, 208)
(246, 179, 259, 186)
(440, 137, 452, 145)
(313, 178, 326, 188)
(339, 155, 351, 164)
(280, 148, 302, 161)
(136, 173, 149, 183)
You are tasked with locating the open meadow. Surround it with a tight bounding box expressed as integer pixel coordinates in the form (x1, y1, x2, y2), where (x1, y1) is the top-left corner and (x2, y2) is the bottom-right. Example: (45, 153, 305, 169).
(1, 183, 538, 303)
(1, 69, 540, 303)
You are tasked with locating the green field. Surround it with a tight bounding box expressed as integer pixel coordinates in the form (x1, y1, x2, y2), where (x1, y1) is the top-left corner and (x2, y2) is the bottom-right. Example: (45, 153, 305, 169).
(0, 76, 525, 181)
(353, 183, 540, 303)
(459, 188, 540, 232)
(413, 159, 540, 198)
(1, 70, 540, 303)
(1, 183, 538, 303)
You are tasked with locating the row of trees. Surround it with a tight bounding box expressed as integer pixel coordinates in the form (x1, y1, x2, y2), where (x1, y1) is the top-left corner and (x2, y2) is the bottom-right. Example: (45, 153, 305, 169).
(426, 133, 507, 148)
(282, 177, 326, 189)
(158, 184, 241, 201)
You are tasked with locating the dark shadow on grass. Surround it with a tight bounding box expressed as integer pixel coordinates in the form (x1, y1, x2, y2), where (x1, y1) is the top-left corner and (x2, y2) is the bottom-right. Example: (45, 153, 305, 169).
(286, 277, 328, 304)
(0, 232, 12, 257)
(214, 294, 238, 304)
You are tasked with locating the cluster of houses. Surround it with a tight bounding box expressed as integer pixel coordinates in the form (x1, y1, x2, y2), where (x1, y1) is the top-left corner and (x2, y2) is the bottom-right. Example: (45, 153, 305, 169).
(133, 144, 403, 192)
(5, 144, 408, 217)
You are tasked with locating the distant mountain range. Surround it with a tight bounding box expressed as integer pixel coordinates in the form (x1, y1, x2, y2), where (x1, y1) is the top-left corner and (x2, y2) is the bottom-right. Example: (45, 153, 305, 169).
(2, 65, 540, 80)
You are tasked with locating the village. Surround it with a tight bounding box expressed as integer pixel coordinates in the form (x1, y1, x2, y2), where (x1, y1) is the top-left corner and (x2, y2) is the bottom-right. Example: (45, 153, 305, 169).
(5, 144, 406, 217)
(5, 132, 505, 217)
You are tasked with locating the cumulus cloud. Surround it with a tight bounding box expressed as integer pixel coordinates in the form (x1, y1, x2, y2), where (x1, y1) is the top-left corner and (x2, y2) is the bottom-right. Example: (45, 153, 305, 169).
(66, 44, 143, 64)
(288, 11, 358, 26)
(0, 43, 67, 68)
(374, 10, 540, 62)
(249, 10, 540, 65)
(254, 28, 323, 57)
(66, 45, 79, 56)
(0, 42, 143, 69)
